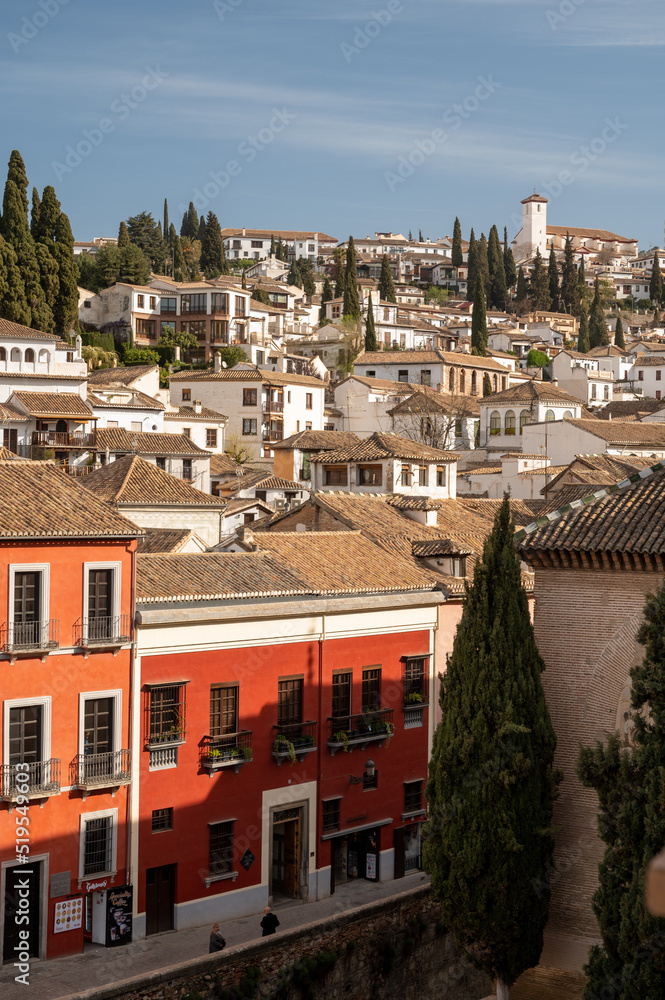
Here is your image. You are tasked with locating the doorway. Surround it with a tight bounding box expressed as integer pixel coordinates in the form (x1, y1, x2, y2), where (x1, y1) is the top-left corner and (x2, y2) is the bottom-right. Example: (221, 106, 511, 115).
(3, 863, 41, 962)
(145, 864, 175, 935)
(271, 807, 303, 899)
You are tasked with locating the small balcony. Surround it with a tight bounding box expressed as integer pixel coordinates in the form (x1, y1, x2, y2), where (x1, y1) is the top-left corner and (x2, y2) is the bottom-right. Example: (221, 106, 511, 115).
(31, 431, 96, 449)
(327, 709, 394, 756)
(0, 759, 61, 802)
(71, 749, 131, 796)
(1, 620, 59, 658)
(272, 721, 317, 765)
(200, 731, 253, 774)
(263, 401, 284, 414)
(73, 615, 131, 652)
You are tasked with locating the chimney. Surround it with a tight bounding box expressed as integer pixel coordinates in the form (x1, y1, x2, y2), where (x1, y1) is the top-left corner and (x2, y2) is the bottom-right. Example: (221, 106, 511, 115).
(174, 345, 181, 362)
(193, 399, 202, 414)
(242, 228, 246, 236)
(214, 351, 222, 373)
(75, 334, 82, 358)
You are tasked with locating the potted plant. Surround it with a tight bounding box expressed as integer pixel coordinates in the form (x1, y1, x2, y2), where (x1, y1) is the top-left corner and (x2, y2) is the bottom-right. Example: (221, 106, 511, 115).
(273, 735, 296, 765)
(333, 730, 350, 753)
(404, 692, 423, 704)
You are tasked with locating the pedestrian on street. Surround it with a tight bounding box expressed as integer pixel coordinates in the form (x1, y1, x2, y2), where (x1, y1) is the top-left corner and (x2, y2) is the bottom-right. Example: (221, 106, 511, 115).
(260, 906, 279, 936)
(209, 923, 226, 952)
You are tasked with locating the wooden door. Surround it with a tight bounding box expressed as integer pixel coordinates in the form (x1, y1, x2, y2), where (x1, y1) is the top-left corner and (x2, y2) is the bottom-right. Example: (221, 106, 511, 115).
(145, 864, 175, 936)
(283, 817, 300, 898)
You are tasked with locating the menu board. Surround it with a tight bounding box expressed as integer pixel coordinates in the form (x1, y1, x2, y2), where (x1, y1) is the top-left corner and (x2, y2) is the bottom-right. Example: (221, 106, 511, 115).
(54, 897, 83, 934)
(107, 885, 133, 947)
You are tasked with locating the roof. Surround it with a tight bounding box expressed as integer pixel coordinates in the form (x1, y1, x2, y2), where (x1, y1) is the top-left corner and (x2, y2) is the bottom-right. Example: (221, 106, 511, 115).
(12, 391, 93, 419)
(0, 461, 140, 539)
(353, 349, 508, 372)
(169, 367, 325, 388)
(308, 432, 460, 464)
(387, 388, 480, 418)
(137, 551, 310, 603)
(598, 399, 665, 420)
(586, 344, 628, 357)
(633, 354, 665, 367)
(138, 528, 203, 554)
(165, 405, 229, 421)
(563, 418, 665, 447)
(81, 454, 224, 506)
(478, 381, 582, 407)
(87, 389, 164, 412)
(228, 472, 307, 494)
(0, 316, 66, 344)
(223, 497, 275, 516)
(546, 225, 637, 244)
(86, 365, 159, 386)
(411, 538, 473, 557)
(521, 193, 548, 204)
(210, 453, 246, 476)
(272, 430, 361, 451)
(96, 428, 211, 457)
(0, 400, 28, 422)
(221, 228, 337, 242)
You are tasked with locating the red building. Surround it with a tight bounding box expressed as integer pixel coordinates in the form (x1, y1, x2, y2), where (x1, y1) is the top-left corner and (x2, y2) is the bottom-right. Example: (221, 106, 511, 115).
(133, 533, 441, 936)
(0, 461, 139, 966)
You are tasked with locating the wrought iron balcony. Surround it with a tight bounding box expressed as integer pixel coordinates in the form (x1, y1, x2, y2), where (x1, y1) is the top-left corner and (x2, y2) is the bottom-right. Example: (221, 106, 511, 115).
(327, 709, 394, 755)
(272, 721, 317, 765)
(31, 431, 96, 448)
(71, 749, 131, 792)
(200, 731, 253, 773)
(1, 619, 59, 655)
(73, 615, 131, 648)
(0, 759, 61, 800)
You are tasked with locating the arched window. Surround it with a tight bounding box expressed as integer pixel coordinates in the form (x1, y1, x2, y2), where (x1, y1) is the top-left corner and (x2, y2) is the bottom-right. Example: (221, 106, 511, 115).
(545, 409, 555, 422)
(0, 347, 6, 362)
(505, 410, 516, 435)
(519, 410, 530, 434)
(563, 409, 573, 419)
(490, 411, 501, 436)
(471, 371, 477, 394)
(39, 349, 49, 363)
(459, 369, 466, 393)
(448, 367, 455, 392)
(10, 348, 21, 363)
(492, 374, 498, 392)
(24, 348, 35, 363)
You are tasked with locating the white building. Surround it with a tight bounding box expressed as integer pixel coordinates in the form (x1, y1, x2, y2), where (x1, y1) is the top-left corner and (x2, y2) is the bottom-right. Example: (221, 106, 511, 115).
(521, 417, 665, 467)
(626, 354, 665, 401)
(352, 349, 512, 395)
(549, 351, 614, 407)
(221, 229, 337, 262)
(163, 402, 228, 454)
(457, 453, 560, 500)
(512, 192, 638, 264)
(479, 381, 583, 451)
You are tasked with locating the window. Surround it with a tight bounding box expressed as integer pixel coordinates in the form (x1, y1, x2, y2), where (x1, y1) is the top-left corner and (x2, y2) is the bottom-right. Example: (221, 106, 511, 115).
(137, 295, 144, 309)
(362, 667, 381, 711)
(278, 678, 303, 726)
(459, 369, 466, 393)
(418, 465, 427, 486)
(398, 370, 408, 383)
(182, 389, 191, 402)
(639, 370, 644, 381)
(251, 240, 263, 248)
(658, 391, 662, 401)
(357, 465, 382, 486)
(404, 780, 423, 814)
(504, 410, 516, 436)
(306, 393, 313, 409)
(243, 388, 257, 406)
(206, 429, 218, 448)
(658, 371, 663, 381)
(404, 657, 426, 701)
(161, 321, 175, 337)
(149, 296, 157, 309)
(400, 464, 412, 486)
(436, 465, 446, 488)
(242, 419, 257, 435)
(147, 684, 187, 745)
(152, 808, 173, 832)
(156, 457, 166, 470)
(332, 672, 352, 720)
(131, 421, 142, 432)
(519, 410, 530, 434)
(366, 370, 375, 378)
(363, 768, 378, 791)
(161, 297, 177, 313)
(181, 294, 207, 314)
(25, 348, 35, 363)
(80, 809, 116, 878)
(8, 704, 43, 767)
(211, 292, 228, 312)
(305, 422, 312, 431)
(209, 821, 234, 879)
(332, 305, 340, 319)
(448, 368, 455, 391)
(591, 384, 597, 400)
(211, 320, 228, 343)
(233, 240, 242, 249)
(8, 563, 52, 651)
(85, 564, 120, 641)
(182, 459, 192, 480)
(243, 512, 255, 524)
(471, 371, 477, 394)
(452, 557, 467, 578)
(180, 320, 206, 339)
(210, 685, 238, 737)
(322, 799, 341, 833)
(324, 466, 347, 486)
(604, 385, 609, 400)
(420, 370, 431, 386)
(234, 296, 246, 317)
(544, 409, 555, 422)
(106, 421, 118, 429)
(489, 411, 501, 436)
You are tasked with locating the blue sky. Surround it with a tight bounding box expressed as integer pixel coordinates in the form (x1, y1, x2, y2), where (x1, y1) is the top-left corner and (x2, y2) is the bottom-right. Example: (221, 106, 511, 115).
(1, 0, 663, 248)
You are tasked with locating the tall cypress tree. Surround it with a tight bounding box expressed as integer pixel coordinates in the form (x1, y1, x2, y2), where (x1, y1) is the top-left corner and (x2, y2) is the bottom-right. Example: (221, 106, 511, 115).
(270, 234, 276, 257)
(424, 498, 559, 1000)
(319, 276, 333, 324)
(471, 273, 488, 356)
(52, 212, 79, 336)
(333, 246, 345, 298)
(163, 199, 169, 244)
(419, 228, 423, 243)
(118, 221, 131, 247)
(378, 254, 396, 303)
(343, 236, 360, 318)
(451, 217, 463, 277)
(578, 258, 587, 308)
(0, 240, 30, 325)
(578, 579, 665, 999)
(560, 233, 579, 315)
(170, 225, 186, 281)
(589, 278, 609, 349)
(577, 304, 590, 354)
(477, 232, 490, 296)
(650, 250, 663, 305)
(287, 256, 302, 288)
(466, 228, 477, 301)
(365, 293, 377, 351)
(30, 187, 41, 240)
(614, 314, 626, 350)
(200, 212, 225, 278)
(516, 266, 528, 304)
(548, 248, 560, 313)
(34, 186, 61, 246)
(488, 225, 507, 310)
(198, 214, 207, 245)
(1, 150, 30, 244)
(503, 226, 517, 289)
(529, 248, 551, 310)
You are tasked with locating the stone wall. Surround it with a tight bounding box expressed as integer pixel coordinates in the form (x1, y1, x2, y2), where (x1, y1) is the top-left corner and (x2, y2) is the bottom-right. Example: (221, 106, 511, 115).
(61, 886, 490, 1000)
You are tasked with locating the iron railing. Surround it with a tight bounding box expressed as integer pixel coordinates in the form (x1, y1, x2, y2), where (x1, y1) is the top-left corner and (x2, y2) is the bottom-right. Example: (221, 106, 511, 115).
(32, 431, 96, 447)
(73, 615, 131, 647)
(272, 720, 317, 761)
(327, 709, 394, 752)
(200, 730, 253, 768)
(2, 619, 59, 653)
(71, 750, 131, 788)
(0, 759, 61, 799)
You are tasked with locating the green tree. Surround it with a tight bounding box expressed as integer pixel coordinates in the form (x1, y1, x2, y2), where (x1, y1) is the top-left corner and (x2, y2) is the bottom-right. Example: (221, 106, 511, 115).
(158, 327, 197, 356)
(333, 246, 345, 298)
(76, 251, 98, 292)
(0, 239, 30, 325)
(319, 276, 333, 325)
(424, 498, 559, 1000)
(466, 229, 477, 301)
(578, 257, 587, 308)
(529, 248, 551, 310)
(197, 214, 207, 245)
(477, 232, 490, 296)
(30, 187, 41, 240)
(343, 236, 360, 318)
(33, 186, 60, 246)
(516, 266, 528, 304)
(503, 227, 517, 289)
(488, 225, 507, 310)
(526, 349, 550, 369)
(52, 212, 79, 336)
(471, 273, 488, 356)
(419, 228, 423, 242)
(378, 254, 396, 302)
(17, 237, 53, 331)
(126, 211, 163, 269)
(300, 258, 316, 298)
(276, 237, 286, 262)
(560, 233, 579, 315)
(163, 199, 169, 244)
(589, 278, 609, 349)
(180, 202, 199, 240)
(200, 212, 225, 278)
(578, 579, 665, 999)
(117, 220, 131, 248)
(35, 242, 60, 314)
(270, 234, 276, 256)
(483, 373, 492, 396)
(210, 345, 248, 369)
(451, 217, 463, 277)
(1, 150, 30, 244)
(548, 248, 560, 313)
(577, 304, 590, 354)
(287, 257, 302, 288)
(365, 293, 377, 351)
(170, 225, 186, 280)
(650, 250, 663, 305)
(122, 346, 160, 365)
(180, 237, 201, 280)
(614, 314, 626, 350)
(251, 287, 271, 305)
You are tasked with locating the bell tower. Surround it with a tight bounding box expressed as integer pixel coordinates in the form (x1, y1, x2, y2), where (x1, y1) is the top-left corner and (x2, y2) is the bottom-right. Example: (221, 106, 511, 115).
(519, 192, 548, 258)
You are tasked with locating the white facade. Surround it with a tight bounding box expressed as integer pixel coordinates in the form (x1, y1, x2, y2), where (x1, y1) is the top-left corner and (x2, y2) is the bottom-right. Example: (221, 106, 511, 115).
(457, 454, 555, 500)
(222, 230, 336, 262)
(627, 357, 665, 401)
(311, 455, 457, 499)
(513, 195, 548, 259)
(480, 397, 581, 450)
(521, 419, 665, 467)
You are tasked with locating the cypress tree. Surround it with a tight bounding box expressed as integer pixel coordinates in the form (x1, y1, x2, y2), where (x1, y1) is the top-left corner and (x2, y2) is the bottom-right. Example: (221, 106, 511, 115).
(52, 212, 79, 336)
(34, 186, 61, 246)
(614, 314, 626, 350)
(424, 498, 559, 1000)
(118, 220, 130, 247)
(419, 228, 423, 242)
(118, 244, 151, 286)
(200, 212, 225, 278)
(170, 227, 186, 281)
(198, 214, 207, 244)
(34, 242, 60, 316)
(477, 232, 490, 296)
(503, 226, 517, 289)
(483, 372, 492, 396)
(343, 236, 360, 318)
(287, 257, 302, 288)
(333, 246, 345, 298)
(516, 266, 528, 303)
(488, 225, 507, 310)
(270, 234, 276, 256)
(30, 187, 41, 240)
(1, 151, 30, 244)
(180, 211, 188, 238)
(0, 239, 30, 325)
(451, 217, 463, 277)
(300, 259, 316, 298)
(365, 293, 377, 351)
(466, 229, 477, 301)
(408, 230, 413, 242)
(378, 254, 396, 303)
(241, 266, 247, 289)
(471, 273, 488, 356)
(577, 304, 590, 354)
(578, 579, 665, 999)
(319, 276, 333, 324)
(548, 248, 560, 313)
(17, 237, 53, 331)
(163, 199, 169, 244)
(589, 278, 609, 349)
(650, 250, 663, 305)
(560, 233, 579, 315)
(529, 248, 551, 310)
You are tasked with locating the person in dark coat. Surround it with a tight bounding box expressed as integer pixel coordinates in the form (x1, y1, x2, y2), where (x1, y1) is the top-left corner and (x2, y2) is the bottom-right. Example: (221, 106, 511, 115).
(260, 906, 279, 936)
(209, 923, 226, 952)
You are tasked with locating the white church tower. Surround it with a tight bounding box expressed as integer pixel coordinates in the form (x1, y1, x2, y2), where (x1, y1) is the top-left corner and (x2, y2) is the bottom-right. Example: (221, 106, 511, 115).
(513, 192, 548, 260)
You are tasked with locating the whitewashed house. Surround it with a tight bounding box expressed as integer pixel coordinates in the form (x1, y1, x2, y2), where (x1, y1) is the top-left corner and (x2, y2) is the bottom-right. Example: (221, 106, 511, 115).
(549, 350, 614, 407)
(479, 381, 583, 451)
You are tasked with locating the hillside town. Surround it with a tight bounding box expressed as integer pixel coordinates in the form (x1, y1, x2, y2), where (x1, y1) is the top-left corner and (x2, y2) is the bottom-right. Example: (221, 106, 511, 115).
(3, 139, 665, 1000)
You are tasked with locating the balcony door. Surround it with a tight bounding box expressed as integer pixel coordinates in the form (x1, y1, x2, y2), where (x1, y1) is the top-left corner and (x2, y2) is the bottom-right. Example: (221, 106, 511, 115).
(14, 571, 40, 646)
(84, 698, 113, 756)
(88, 569, 113, 640)
(9, 705, 42, 766)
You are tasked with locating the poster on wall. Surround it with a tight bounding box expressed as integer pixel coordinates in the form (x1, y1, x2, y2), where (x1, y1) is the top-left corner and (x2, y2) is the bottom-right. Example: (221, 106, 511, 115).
(366, 853, 377, 879)
(106, 885, 133, 947)
(54, 897, 83, 934)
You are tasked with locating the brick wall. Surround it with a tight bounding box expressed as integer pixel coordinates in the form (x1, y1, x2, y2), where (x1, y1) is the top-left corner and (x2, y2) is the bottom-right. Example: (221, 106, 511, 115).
(533, 566, 662, 940)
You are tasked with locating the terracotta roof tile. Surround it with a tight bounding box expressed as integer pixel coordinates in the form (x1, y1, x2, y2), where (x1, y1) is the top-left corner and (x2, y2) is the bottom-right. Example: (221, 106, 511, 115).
(169, 367, 324, 388)
(137, 551, 310, 603)
(165, 405, 228, 420)
(96, 427, 211, 457)
(12, 391, 93, 419)
(0, 316, 66, 344)
(138, 528, 203, 553)
(82, 454, 224, 506)
(309, 432, 459, 463)
(478, 381, 582, 407)
(273, 430, 361, 451)
(563, 417, 665, 446)
(86, 365, 159, 386)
